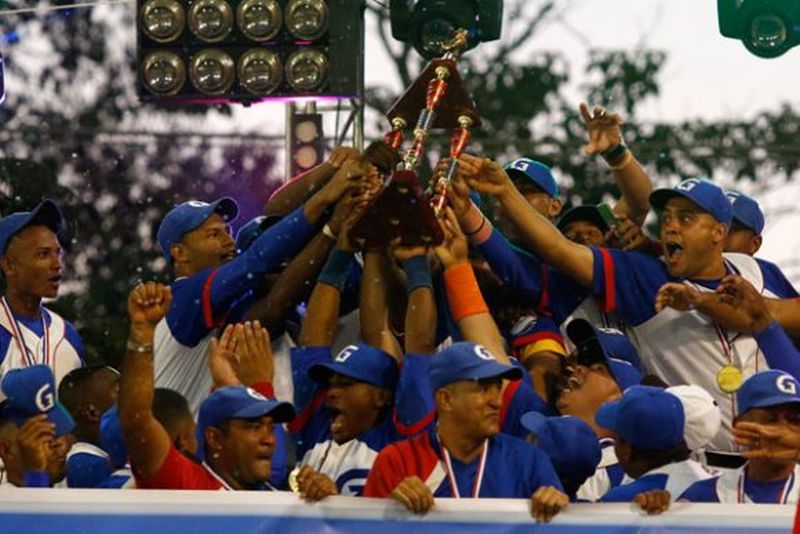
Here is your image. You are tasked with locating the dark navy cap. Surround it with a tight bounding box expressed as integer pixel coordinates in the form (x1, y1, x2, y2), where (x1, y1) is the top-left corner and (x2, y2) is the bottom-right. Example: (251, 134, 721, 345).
(157, 198, 239, 263)
(1, 364, 75, 436)
(726, 190, 765, 235)
(196, 386, 294, 461)
(235, 214, 283, 253)
(308, 343, 399, 391)
(503, 158, 559, 198)
(0, 199, 64, 256)
(737, 370, 800, 416)
(429, 342, 523, 392)
(650, 178, 733, 225)
(521, 412, 601, 486)
(557, 205, 610, 234)
(596, 386, 685, 451)
(566, 319, 642, 390)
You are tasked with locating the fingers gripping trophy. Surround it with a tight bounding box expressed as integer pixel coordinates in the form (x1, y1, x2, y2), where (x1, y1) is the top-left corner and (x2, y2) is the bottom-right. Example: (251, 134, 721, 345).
(348, 29, 482, 247)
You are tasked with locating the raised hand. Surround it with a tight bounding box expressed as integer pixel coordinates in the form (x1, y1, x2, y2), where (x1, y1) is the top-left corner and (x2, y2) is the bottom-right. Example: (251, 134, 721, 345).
(323, 159, 371, 202)
(655, 282, 699, 313)
(457, 154, 513, 198)
(208, 324, 240, 388)
(389, 476, 435, 514)
(530, 485, 569, 523)
(16, 414, 55, 473)
(433, 207, 468, 268)
(606, 215, 647, 251)
(127, 282, 172, 326)
(327, 146, 362, 169)
(232, 320, 274, 386)
(734, 421, 800, 462)
(716, 275, 773, 332)
(295, 465, 339, 501)
(634, 489, 671, 515)
(579, 102, 624, 156)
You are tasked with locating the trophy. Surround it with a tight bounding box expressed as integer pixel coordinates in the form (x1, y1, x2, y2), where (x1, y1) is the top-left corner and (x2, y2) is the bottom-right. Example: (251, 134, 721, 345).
(348, 30, 482, 248)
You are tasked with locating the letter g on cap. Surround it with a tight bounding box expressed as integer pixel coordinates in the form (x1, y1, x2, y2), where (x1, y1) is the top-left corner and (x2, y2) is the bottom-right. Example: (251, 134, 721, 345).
(776, 374, 798, 395)
(35, 384, 55, 412)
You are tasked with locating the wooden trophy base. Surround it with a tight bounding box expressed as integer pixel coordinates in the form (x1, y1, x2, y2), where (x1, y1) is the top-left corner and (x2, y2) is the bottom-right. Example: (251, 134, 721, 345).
(348, 170, 444, 249)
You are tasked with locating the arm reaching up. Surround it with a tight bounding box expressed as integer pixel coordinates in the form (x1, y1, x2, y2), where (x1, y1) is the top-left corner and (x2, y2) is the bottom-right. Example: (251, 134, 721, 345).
(434, 208, 508, 364)
(459, 154, 595, 288)
(118, 282, 173, 481)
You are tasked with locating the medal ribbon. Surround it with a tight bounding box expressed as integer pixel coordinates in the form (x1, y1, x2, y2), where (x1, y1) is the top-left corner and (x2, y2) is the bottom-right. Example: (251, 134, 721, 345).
(737, 472, 794, 504)
(202, 461, 233, 490)
(0, 297, 49, 368)
(437, 432, 489, 498)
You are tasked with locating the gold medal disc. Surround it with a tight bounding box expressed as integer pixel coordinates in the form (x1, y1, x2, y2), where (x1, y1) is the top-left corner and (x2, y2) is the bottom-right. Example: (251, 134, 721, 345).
(717, 365, 744, 393)
(288, 467, 301, 493)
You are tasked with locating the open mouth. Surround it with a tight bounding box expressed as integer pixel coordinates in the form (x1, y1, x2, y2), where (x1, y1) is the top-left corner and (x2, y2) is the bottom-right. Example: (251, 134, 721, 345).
(328, 406, 346, 435)
(664, 242, 684, 261)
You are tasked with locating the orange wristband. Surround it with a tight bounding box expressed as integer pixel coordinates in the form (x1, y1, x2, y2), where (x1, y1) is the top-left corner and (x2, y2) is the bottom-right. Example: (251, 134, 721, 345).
(443, 262, 489, 321)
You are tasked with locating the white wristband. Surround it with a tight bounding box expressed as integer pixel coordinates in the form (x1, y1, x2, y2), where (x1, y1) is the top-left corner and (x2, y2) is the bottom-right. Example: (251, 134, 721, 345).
(322, 224, 337, 240)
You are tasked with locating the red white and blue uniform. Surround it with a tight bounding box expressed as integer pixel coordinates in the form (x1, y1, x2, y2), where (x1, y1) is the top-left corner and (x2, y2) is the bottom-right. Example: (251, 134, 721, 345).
(363, 425, 562, 498)
(0, 299, 84, 400)
(680, 465, 800, 504)
(289, 347, 435, 496)
(589, 247, 789, 451)
(153, 206, 315, 416)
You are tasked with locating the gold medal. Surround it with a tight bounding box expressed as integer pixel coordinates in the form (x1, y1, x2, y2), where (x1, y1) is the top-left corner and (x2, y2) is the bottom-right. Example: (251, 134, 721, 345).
(717, 364, 744, 393)
(288, 467, 301, 493)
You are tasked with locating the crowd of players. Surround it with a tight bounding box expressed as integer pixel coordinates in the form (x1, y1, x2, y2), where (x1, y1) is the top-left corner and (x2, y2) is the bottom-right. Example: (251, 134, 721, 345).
(1, 103, 800, 524)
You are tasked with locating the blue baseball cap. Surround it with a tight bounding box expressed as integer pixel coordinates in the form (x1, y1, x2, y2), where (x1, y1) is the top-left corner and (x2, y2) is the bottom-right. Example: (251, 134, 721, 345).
(100, 405, 127, 469)
(196, 386, 294, 461)
(726, 190, 765, 235)
(521, 412, 601, 487)
(503, 158, 559, 199)
(235, 215, 283, 253)
(566, 319, 642, 390)
(0, 199, 64, 256)
(557, 205, 610, 234)
(157, 197, 239, 263)
(308, 343, 399, 391)
(737, 370, 800, 416)
(650, 178, 733, 225)
(429, 342, 523, 392)
(596, 386, 685, 451)
(1, 364, 74, 436)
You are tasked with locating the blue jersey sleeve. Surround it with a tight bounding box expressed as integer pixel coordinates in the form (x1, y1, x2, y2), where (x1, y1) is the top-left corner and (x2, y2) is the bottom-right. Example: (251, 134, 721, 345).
(501, 373, 548, 439)
(393, 353, 435, 436)
(165, 273, 217, 347)
(754, 321, 800, 379)
(210, 206, 315, 309)
(678, 477, 720, 502)
(758, 258, 799, 299)
(599, 474, 669, 502)
(526, 445, 564, 494)
(545, 269, 594, 326)
(0, 328, 12, 366)
(475, 229, 544, 304)
(66, 452, 113, 488)
(288, 346, 332, 459)
(590, 247, 668, 326)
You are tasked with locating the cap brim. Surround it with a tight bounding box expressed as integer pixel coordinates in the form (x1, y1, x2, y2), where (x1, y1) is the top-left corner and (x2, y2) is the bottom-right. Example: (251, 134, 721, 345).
(649, 188, 683, 211)
(212, 197, 239, 223)
(470, 362, 524, 384)
(566, 319, 596, 348)
(232, 399, 295, 424)
(744, 397, 800, 413)
(557, 206, 609, 233)
(6, 402, 75, 437)
(308, 362, 377, 388)
(608, 359, 642, 391)
(595, 400, 622, 432)
(30, 200, 64, 234)
(520, 411, 548, 435)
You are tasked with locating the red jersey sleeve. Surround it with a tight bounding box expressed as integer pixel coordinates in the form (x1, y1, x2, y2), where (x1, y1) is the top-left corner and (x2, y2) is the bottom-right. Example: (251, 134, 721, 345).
(135, 445, 221, 490)
(363, 443, 406, 498)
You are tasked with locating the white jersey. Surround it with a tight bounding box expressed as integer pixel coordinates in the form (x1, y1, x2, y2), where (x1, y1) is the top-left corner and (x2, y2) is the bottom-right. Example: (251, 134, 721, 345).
(592, 249, 782, 451)
(0, 299, 83, 401)
(300, 438, 380, 497)
(682, 464, 800, 504)
(577, 437, 625, 501)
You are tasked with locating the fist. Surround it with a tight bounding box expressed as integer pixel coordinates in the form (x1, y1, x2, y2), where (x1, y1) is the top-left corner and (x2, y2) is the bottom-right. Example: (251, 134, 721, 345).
(127, 282, 172, 325)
